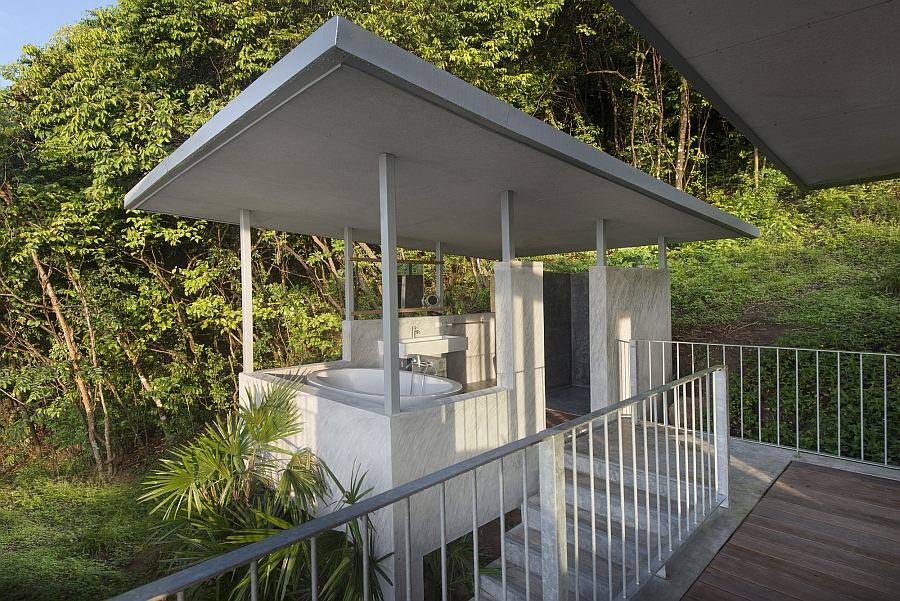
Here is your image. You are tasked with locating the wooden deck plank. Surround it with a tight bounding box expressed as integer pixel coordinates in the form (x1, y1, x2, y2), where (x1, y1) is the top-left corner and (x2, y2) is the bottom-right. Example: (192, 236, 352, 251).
(736, 522, 900, 582)
(766, 481, 900, 530)
(697, 566, 801, 601)
(728, 530, 900, 597)
(682, 462, 900, 601)
(683, 580, 750, 601)
(719, 541, 892, 601)
(754, 496, 900, 543)
(708, 554, 850, 601)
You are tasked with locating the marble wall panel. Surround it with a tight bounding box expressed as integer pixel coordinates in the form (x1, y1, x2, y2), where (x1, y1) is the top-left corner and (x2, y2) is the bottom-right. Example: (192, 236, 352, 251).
(571, 273, 591, 387)
(543, 272, 572, 389)
(589, 266, 671, 410)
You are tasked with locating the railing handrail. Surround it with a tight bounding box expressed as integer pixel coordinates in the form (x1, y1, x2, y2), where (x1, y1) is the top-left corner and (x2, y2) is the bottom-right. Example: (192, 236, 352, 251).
(629, 338, 900, 359)
(109, 365, 726, 601)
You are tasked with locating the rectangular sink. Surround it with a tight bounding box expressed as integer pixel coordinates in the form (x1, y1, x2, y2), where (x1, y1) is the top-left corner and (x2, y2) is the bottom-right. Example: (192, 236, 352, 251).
(378, 335, 468, 358)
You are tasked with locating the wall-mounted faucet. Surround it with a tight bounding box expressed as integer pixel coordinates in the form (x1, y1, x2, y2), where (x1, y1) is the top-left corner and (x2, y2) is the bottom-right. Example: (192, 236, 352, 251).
(411, 326, 421, 338)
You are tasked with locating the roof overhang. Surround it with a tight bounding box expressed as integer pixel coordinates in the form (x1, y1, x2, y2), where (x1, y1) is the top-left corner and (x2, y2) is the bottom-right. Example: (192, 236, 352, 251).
(608, 0, 900, 190)
(125, 16, 758, 258)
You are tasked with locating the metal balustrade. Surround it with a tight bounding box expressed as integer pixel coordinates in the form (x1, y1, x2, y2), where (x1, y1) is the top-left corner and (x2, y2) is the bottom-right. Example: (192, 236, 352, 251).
(109, 366, 729, 601)
(628, 340, 900, 469)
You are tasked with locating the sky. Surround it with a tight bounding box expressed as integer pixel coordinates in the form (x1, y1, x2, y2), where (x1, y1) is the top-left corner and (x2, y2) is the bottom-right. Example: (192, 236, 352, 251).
(0, 0, 114, 85)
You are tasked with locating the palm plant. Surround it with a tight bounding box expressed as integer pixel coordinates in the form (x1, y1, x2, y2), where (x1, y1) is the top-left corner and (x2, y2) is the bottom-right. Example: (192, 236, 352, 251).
(141, 379, 389, 600)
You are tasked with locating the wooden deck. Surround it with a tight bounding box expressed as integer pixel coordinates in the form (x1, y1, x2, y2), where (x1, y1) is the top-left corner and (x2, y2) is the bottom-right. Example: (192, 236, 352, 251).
(683, 461, 900, 600)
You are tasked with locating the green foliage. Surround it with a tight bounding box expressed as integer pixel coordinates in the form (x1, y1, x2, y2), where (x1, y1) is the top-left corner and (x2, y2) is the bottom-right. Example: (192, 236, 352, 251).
(0, 471, 162, 601)
(141, 380, 388, 600)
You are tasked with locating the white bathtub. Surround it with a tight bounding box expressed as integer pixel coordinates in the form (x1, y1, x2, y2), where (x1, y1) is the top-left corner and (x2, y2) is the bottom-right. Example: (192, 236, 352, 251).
(305, 367, 462, 403)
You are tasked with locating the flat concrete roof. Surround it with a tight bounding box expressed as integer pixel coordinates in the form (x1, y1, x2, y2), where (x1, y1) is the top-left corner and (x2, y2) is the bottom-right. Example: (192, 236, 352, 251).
(125, 17, 757, 258)
(609, 0, 900, 190)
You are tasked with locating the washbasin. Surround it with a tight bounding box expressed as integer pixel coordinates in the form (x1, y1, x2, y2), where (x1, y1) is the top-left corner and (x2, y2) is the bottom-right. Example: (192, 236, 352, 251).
(378, 334, 468, 358)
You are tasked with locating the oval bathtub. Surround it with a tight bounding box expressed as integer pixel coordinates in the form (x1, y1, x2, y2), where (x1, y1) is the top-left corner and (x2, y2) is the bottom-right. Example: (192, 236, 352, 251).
(305, 367, 462, 403)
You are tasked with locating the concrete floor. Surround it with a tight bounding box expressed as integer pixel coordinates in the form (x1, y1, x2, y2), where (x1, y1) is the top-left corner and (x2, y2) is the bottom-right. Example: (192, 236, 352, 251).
(632, 439, 900, 601)
(545, 385, 591, 416)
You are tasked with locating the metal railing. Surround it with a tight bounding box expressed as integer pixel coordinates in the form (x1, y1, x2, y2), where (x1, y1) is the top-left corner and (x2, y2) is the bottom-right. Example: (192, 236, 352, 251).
(109, 365, 729, 601)
(629, 340, 900, 469)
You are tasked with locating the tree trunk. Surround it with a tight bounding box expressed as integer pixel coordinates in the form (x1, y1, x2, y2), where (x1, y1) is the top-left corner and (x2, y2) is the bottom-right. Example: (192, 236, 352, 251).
(116, 334, 173, 445)
(30, 251, 104, 474)
(753, 148, 760, 191)
(674, 76, 691, 191)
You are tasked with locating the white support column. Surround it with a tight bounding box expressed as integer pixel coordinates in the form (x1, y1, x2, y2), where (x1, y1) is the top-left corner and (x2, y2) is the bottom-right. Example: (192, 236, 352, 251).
(500, 190, 515, 261)
(539, 434, 567, 599)
(240, 209, 253, 374)
(597, 219, 607, 266)
(380, 153, 401, 415)
(435, 241, 444, 307)
(658, 236, 667, 270)
(344, 227, 355, 319)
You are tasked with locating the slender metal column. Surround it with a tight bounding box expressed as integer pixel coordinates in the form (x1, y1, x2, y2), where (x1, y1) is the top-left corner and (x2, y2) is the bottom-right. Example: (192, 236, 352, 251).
(658, 236, 667, 270)
(435, 241, 444, 306)
(344, 227, 354, 319)
(597, 218, 607, 266)
(501, 190, 515, 261)
(240, 209, 253, 373)
(380, 153, 401, 415)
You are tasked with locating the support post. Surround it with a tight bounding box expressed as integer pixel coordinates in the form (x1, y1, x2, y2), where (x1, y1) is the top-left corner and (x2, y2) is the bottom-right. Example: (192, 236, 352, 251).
(629, 339, 638, 398)
(597, 219, 607, 266)
(658, 236, 667, 270)
(380, 153, 401, 415)
(435, 241, 444, 306)
(344, 227, 354, 319)
(240, 209, 253, 374)
(713, 367, 730, 508)
(539, 434, 567, 600)
(501, 190, 515, 262)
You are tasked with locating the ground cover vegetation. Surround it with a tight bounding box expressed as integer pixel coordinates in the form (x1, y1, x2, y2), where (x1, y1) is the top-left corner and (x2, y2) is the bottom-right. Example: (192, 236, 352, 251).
(0, 0, 898, 598)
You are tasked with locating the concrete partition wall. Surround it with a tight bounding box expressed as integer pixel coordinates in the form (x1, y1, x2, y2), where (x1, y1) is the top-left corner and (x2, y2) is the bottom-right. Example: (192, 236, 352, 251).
(494, 261, 546, 437)
(589, 266, 671, 410)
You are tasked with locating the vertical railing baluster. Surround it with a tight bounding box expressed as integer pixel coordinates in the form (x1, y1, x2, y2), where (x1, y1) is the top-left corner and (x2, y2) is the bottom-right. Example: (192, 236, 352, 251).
(362, 515, 370, 601)
(860, 353, 865, 462)
(654, 393, 661, 563)
(706, 372, 713, 512)
(618, 415, 627, 598)
(676, 342, 681, 380)
(311, 536, 319, 601)
(816, 351, 821, 454)
(405, 498, 412, 601)
(691, 378, 698, 525)
(604, 415, 613, 601)
(440, 483, 448, 601)
(776, 348, 781, 446)
(631, 402, 640, 585)
(522, 450, 531, 601)
(885, 355, 889, 466)
(838, 352, 842, 458)
(664, 385, 672, 552)
(795, 350, 800, 455)
(588, 423, 597, 601)
(472, 469, 481, 601)
(757, 347, 762, 443)
(499, 459, 507, 600)
(740, 346, 744, 439)
(572, 430, 580, 601)
(250, 559, 259, 601)
(698, 376, 706, 516)
(674, 383, 682, 541)
(642, 399, 651, 574)
(177, 592, 185, 601)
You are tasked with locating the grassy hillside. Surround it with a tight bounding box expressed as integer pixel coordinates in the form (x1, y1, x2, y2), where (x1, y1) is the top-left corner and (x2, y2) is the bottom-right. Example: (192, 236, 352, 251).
(668, 174, 900, 353)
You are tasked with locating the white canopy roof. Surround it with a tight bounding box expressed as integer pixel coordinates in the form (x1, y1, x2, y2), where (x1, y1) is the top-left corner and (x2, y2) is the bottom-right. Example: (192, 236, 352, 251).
(609, 0, 900, 190)
(125, 17, 757, 258)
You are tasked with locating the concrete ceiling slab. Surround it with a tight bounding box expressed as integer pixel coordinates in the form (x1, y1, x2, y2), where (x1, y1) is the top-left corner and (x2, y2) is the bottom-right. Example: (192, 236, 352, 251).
(609, 0, 900, 189)
(125, 17, 757, 258)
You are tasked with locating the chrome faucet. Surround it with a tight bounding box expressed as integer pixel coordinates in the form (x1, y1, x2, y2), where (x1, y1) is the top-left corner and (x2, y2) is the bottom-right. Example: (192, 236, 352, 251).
(411, 326, 421, 338)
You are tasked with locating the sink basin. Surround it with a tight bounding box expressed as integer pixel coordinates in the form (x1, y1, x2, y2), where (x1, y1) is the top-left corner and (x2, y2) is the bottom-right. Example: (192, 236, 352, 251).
(378, 335, 468, 358)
